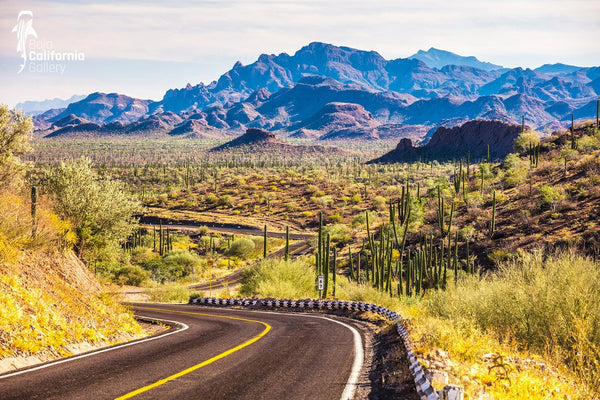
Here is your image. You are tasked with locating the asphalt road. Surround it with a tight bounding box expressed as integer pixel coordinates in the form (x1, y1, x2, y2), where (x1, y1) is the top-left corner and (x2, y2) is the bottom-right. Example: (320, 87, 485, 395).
(139, 216, 314, 241)
(0, 303, 363, 400)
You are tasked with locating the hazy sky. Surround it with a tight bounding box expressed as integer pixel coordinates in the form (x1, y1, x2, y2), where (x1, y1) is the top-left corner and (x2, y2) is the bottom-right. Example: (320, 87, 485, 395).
(1, 0, 598, 107)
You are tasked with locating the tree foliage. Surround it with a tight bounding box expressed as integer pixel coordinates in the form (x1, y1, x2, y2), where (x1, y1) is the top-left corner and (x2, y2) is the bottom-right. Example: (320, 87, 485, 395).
(0, 105, 32, 187)
(514, 129, 540, 153)
(43, 158, 140, 261)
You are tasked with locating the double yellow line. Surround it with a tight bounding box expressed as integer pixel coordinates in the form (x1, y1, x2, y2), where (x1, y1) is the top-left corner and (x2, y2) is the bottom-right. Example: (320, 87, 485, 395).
(115, 306, 271, 400)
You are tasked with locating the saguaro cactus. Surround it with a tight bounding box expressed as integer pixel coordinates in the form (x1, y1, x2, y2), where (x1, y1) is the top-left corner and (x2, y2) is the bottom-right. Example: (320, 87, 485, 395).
(159, 220, 163, 256)
(284, 226, 290, 261)
(30, 186, 38, 238)
(263, 224, 268, 259)
(332, 247, 337, 298)
(323, 233, 330, 297)
(571, 113, 577, 150)
(489, 190, 497, 238)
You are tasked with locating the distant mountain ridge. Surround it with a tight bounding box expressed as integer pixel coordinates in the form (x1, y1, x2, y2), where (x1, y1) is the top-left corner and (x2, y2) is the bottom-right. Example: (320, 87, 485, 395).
(408, 47, 504, 71)
(31, 42, 600, 140)
(16, 95, 86, 116)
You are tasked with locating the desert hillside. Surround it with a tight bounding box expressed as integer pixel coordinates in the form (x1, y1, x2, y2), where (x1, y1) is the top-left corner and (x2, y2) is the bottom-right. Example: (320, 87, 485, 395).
(0, 107, 142, 372)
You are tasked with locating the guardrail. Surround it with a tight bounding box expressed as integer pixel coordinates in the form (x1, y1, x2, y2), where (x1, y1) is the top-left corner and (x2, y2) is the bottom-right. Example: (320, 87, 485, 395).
(189, 297, 440, 400)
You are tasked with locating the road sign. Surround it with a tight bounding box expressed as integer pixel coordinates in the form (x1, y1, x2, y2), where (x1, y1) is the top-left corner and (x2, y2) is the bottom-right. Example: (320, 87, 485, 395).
(317, 275, 324, 291)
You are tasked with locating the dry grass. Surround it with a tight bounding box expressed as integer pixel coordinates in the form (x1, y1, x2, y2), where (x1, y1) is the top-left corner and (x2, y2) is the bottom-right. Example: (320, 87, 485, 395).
(424, 250, 600, 397)
(237, 255, 594, 399)
(0, 189, 142, 361)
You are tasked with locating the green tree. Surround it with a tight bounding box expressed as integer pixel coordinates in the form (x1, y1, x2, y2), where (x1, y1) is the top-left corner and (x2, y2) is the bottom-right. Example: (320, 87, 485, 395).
(514, 130, 540, 153)
(503, 153, 528, 187)
(538, 185, 565, 213)
(0, 106, 32, 186)
(44, 158, 140, 262)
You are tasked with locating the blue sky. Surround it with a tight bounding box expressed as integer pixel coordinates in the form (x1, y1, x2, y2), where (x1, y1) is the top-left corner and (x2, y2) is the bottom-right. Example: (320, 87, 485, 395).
(1, 0, 599, 107)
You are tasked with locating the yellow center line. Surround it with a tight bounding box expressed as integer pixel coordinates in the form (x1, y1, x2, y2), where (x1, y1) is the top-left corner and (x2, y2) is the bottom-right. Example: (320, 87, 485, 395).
(115, 306, 271, 400)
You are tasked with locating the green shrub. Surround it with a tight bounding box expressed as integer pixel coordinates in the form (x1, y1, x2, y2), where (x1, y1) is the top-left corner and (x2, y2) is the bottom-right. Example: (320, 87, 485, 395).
(205, 193, 218, 204)
(350, 193, 362, 204)
(131, 246, 159, 264)
(114, 264, 150, 286)
(148, 283, 197, 303)
(578, 134, 600, 151)
(373, 195, 387, 211)
(139, 250, 200, 283)
(514, 130, 541, 152)
(239, 258, 316, 298)
(0, 106, 32, 186)
(351, 211, 379, 227)
(225, 237, 256, 259)
(324, 224, 351, 246)
(328, 213, 343, 223)
(503, 153, 528, 187)
(538, 185, 566, 212)
(163, 250, 201, 273)
(219, 194, 233, 207)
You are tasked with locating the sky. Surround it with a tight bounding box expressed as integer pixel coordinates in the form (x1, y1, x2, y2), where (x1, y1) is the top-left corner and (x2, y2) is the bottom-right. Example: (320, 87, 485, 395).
(1, 0, 599, 108)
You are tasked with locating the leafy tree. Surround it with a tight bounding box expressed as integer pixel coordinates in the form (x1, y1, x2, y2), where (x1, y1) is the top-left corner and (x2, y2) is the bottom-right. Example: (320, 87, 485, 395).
(0, 106, 32, 186)
(538, 185, 565, 212)
(503, 153, 528, 187)
(44, 158, 140, 262)
(514, 130, 540, 153)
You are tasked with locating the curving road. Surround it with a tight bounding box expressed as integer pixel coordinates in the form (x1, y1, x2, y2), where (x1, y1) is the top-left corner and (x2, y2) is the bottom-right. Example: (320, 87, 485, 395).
(189, 241, 312, 292)
(0, 303, 363, 400)
(139, 216, 314, 241)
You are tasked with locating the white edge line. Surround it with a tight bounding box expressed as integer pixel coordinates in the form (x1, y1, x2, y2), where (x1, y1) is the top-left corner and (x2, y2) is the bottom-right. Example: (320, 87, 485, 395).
(0, 315, 189, 380)
(322, 316, 364, 400)
(189, 306, 364, 400)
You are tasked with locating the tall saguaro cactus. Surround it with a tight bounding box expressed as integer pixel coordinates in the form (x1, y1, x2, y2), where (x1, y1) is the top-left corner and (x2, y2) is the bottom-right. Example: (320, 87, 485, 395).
(323, 233, 331, 298)
(571, 113, 577, 150)
(30, 186, 38, 238)
(489, 190, 497, 238)
(284, 226, 290, 261)
(332, 247, 337, 298)
(263, 224, 268, 259)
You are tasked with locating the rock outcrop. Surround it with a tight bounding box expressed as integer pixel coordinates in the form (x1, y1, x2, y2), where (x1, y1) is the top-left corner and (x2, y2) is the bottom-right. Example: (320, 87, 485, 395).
(210, 128, 345, 155)
(369, 119, 523, 163)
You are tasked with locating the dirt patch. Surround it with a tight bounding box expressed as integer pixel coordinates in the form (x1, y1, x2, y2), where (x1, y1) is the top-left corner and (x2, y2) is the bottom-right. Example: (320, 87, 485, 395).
(118, 286, 151, 302)
(368, 323, 420, 399)
(137, 319, 169, 337)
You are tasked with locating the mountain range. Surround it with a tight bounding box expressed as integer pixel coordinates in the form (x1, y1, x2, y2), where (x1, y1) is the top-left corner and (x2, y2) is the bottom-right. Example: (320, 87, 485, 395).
(31, 42, 600, 141)
(16, 95, 86, 116)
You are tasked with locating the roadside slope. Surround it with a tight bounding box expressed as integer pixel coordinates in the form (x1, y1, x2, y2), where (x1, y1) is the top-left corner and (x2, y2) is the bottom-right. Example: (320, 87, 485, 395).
(0, 190, 143, 373)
